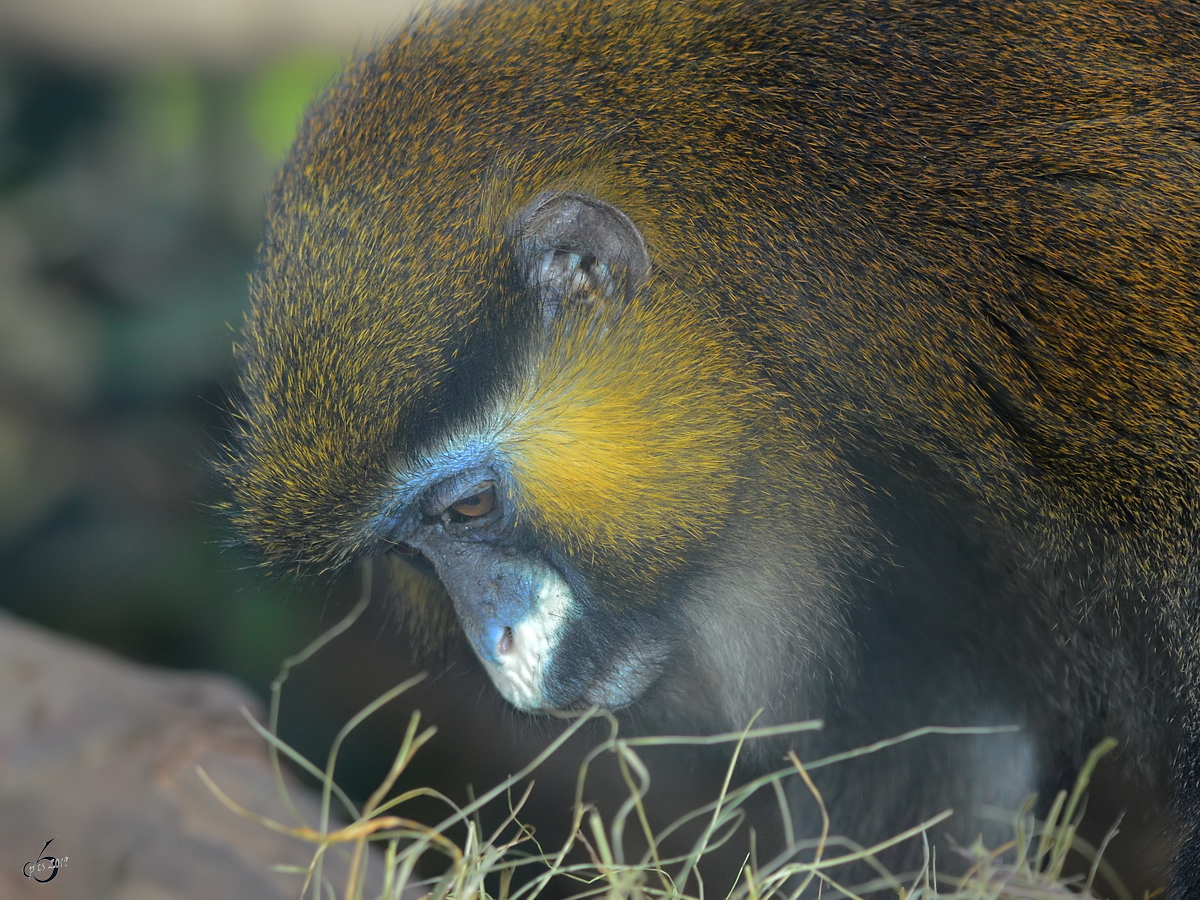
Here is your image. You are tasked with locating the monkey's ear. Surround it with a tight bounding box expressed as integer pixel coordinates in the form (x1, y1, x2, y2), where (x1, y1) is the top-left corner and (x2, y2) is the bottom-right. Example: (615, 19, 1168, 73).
(511, 192, 650, 325)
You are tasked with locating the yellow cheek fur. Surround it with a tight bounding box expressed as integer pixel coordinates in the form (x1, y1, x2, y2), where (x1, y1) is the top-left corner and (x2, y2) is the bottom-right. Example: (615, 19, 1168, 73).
(495, 298, 763, 562)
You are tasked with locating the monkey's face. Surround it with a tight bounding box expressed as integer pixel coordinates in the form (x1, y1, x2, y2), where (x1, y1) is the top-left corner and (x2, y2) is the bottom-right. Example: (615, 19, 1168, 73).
(227, 185, 771, 712)
(368, 191, 771, 711)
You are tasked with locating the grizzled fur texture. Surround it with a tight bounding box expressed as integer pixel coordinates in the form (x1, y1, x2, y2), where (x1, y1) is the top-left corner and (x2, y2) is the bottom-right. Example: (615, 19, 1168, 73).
(222, 0, 1200, 889)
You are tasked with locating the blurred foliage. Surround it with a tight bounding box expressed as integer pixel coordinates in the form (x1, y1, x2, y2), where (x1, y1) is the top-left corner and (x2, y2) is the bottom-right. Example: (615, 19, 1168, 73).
(0, 48, 610, 843)
(246, 52, 344, 162)
(0, 62, 110, 193)
(0, 49, 335, 692)
(0, 47, 743, 896)
(125, 67, 205, 161)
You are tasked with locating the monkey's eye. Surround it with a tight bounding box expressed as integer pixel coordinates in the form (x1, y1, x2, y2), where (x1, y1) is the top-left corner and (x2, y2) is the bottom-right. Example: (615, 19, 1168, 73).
(446, 485, 496, 523)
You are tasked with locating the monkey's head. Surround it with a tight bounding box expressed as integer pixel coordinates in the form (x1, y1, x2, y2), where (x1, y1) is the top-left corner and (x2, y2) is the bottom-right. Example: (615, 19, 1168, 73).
(221, 8, 854, 722)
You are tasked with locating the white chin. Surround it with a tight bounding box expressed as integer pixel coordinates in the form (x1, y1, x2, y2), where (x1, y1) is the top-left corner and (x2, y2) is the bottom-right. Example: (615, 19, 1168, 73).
(474, 570, 667, 713)
(476, 568, 572, 711)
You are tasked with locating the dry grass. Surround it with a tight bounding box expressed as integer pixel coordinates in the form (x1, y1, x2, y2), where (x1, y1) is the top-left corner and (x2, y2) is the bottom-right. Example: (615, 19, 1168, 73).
(198, 564, 1134, 900)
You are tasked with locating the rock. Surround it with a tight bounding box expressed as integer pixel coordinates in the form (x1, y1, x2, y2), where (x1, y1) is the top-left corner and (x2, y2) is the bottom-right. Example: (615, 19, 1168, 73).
(0, 612, 386, 899)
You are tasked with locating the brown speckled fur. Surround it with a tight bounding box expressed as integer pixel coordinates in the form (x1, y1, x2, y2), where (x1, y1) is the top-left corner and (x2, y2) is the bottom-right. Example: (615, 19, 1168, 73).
(221, 0, 1200, 889)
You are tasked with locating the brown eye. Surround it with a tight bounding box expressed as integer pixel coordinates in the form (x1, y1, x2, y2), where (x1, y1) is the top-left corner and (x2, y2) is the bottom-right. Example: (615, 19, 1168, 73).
(449, 485, 496, 519)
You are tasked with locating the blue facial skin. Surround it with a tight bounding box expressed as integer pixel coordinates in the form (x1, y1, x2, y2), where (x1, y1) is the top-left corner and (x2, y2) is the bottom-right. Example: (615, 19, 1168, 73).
(375, 433, 549, 666)
(471, 559, 543, 665)
(409, 536, 547, 665)
(379, 434, 507, 528)
(370, 432, 514, 552)
(376, 437, 662, 712)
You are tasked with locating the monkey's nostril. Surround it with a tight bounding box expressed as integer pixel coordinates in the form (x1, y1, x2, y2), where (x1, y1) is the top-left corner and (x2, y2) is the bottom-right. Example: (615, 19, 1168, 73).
(481, 621, 515, 665)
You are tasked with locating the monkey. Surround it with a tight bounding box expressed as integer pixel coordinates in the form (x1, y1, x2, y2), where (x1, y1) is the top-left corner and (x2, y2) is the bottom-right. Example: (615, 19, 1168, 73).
(218, 0, 1200, 889)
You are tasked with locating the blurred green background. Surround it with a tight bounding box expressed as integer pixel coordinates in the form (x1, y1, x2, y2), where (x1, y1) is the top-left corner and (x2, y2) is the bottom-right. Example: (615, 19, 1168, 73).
(0, 8, 519, 806)
(0, 52, 340, 684)
(0, 10, 740, 885)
